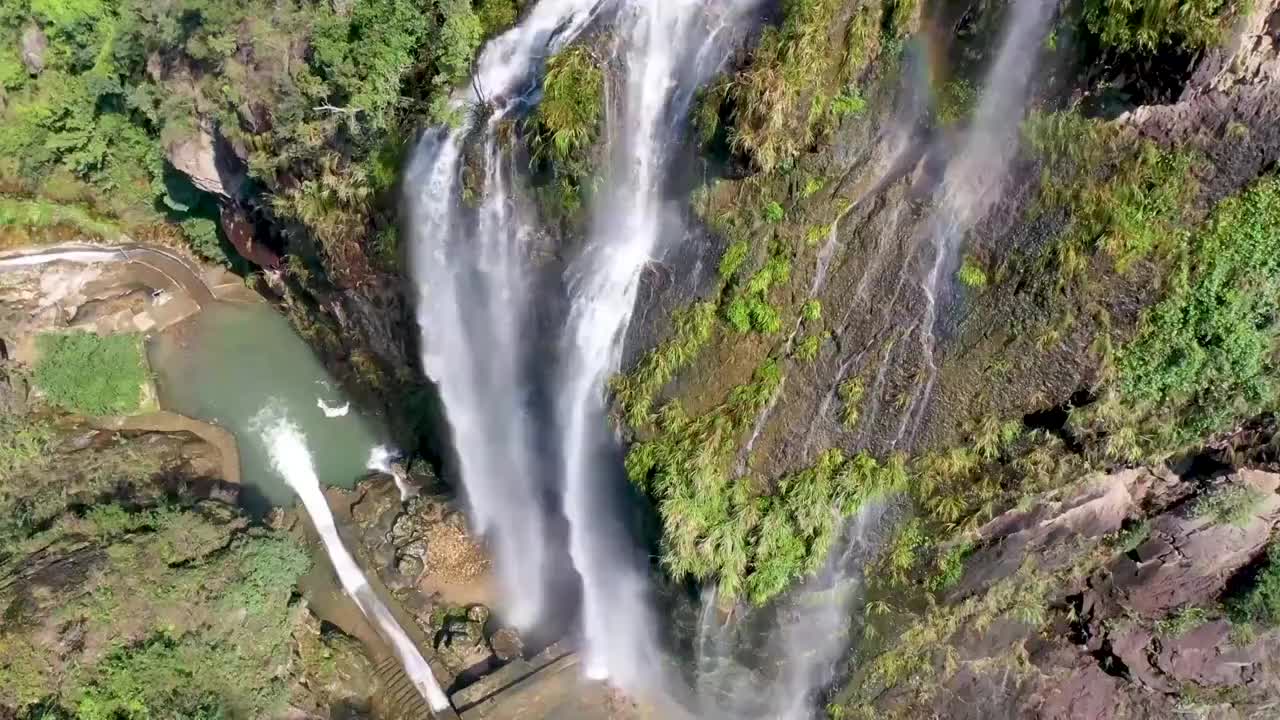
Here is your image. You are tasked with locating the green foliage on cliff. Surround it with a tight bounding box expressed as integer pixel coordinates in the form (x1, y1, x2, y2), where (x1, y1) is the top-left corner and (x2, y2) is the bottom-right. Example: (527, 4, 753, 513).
(34, 332, 147, 416)
(0, 418, 169, 549)
(529, 44, 604, 215)
(716, 0, 904, 172)
(626, 357, 907, 604)
(0, 0, 504, 277)
(0, 497, 309, 716)
(1229, 543, 1280, 628)
(477, 0, 518, 37)
(1087, 176, 1280, 459)
(1082, 0, 1232, 52)
(724, 240, 792, 334)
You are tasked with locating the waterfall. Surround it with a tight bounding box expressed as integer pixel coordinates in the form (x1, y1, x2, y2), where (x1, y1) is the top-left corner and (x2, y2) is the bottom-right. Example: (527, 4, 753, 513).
(253, 406, 450, 713)
(405, 0, 606, 631)
(555, 0, 758, 685)
(899, 0, 1058, 444)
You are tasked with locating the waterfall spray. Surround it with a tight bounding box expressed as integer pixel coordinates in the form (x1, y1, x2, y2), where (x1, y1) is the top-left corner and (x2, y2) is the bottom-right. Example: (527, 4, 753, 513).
(555, 0, 758, 685)
(254, 406, 450, 713)
(690, 503, 888, 720)
(405, 0, 606, 631)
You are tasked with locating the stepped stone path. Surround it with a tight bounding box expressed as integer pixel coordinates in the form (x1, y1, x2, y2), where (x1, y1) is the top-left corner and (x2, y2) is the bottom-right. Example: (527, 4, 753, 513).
(373, 655, 459, 720)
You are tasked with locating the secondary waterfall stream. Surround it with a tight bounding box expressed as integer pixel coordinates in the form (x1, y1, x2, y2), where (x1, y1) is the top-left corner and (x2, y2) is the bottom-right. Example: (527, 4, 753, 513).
(254, 406, 451, 713)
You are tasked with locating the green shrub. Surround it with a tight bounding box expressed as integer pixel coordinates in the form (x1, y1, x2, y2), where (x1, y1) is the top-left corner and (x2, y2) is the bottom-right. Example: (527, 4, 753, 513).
(718, 240, 750, 280)
(34, 332, 148, 415)
(831, 89, 867, 119)
(476, 0, 518, 37)
(720, 0, 899, 172)
(1229, 544, 1280, 627)
(529, 45, 604, 214)
(762, 200, 785, 223)
(1155, 605, 1212, 636)
(795, 333, 822, 361)
(956, 257, 988, 289)
(838, 378, 864, 428)
(178, 215, 227, 265)
(0, 414, 54, 479)
(612, 301, 718, 427)
(1099, 177, 1280, 454)
(937, 79, 976, 125)
(1083, 0, 1231, 53)
(1193, 484, 1266, 527)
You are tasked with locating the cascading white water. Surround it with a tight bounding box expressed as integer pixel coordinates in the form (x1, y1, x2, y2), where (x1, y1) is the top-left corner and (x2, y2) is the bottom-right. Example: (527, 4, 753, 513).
(555, 0, 759, 685)
(367, 444, 416, 501)
(254, 406, 450, 713)
(405, 0, 606, 631)
(898, 0, 1058, 444)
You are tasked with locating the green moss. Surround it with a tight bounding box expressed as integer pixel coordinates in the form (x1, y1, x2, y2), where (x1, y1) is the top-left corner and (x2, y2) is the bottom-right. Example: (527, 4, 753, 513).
(34, 332, 148, 416)
(801, 299, 822, 322)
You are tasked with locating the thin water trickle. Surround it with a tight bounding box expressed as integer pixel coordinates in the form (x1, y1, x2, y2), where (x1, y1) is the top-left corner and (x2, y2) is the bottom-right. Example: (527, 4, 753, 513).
(899, 0, 1059, 445)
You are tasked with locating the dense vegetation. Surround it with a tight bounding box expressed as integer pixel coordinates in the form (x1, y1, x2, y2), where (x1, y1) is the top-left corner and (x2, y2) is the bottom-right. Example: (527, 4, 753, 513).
(34, 332, 148, 415)
(0, 501, 311, 717)
(0, 0, 515, 280)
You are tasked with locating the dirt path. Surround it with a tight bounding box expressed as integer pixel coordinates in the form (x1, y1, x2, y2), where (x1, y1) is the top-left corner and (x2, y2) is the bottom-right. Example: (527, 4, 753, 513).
(91, 411, 241, 485)
(0, 242, 216, 305)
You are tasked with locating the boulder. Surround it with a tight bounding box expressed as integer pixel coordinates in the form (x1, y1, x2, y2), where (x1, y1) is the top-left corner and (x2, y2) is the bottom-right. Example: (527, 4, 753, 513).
(19, 24, 46, 75)
(1101, 471, 1280, 616)
(954, 469, 1152, 596)
(165, 122, 245, 198)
